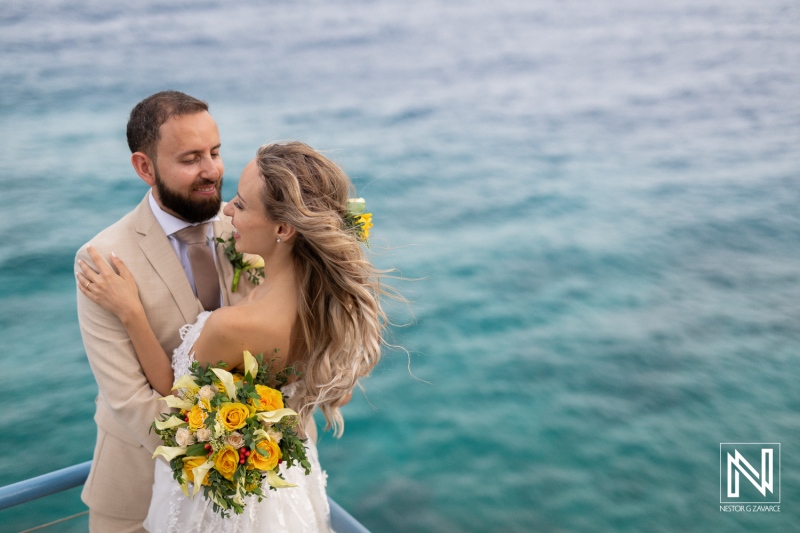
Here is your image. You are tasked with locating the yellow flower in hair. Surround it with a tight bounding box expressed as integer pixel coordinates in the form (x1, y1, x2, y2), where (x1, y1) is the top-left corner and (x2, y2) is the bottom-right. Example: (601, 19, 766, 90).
(355, 213, 373, 241)
(345, 198, 373, 244)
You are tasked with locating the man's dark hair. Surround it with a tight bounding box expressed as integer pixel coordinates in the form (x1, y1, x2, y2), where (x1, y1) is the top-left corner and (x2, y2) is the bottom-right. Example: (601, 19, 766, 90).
(126, 91, 209, 157)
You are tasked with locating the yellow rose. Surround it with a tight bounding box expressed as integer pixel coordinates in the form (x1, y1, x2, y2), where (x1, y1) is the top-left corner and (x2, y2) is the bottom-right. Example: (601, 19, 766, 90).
(213, 445, 239, 481)
(217, 402, 252, 431)
(187, 404, 207, 430)
(183, 456, 210, 485)
(248, 439, 282, 471)
(250, 385, 284, 412)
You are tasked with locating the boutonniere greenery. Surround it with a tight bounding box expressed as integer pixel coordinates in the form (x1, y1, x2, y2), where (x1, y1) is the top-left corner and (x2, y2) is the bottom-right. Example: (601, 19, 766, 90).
(216, 235, 265, 292)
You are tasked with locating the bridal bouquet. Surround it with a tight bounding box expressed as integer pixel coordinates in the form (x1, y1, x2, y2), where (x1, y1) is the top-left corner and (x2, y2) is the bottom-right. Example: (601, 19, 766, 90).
(151, 351, 311, 517)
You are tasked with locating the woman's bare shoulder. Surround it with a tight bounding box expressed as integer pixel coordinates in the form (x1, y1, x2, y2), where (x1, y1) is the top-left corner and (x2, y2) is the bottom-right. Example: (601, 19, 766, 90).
(194, 304, 288, 366)
(203, 305, 248, 333)
(193, 307, 253, 365)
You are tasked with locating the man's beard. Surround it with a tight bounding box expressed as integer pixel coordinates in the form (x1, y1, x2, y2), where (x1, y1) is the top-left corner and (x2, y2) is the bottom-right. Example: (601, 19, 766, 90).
(154, 168, 223, 223)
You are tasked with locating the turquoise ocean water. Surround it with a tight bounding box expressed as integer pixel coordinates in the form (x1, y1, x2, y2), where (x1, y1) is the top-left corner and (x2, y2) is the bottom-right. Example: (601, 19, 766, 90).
(1, 1, 799, 531)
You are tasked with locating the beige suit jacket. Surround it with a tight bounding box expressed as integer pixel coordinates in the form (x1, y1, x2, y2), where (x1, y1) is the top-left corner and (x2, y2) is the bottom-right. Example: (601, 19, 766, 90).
(77, 194, 254, 520)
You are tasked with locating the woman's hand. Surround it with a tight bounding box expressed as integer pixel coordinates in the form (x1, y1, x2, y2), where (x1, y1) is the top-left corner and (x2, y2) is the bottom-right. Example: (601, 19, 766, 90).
(77, 246, 144, 324)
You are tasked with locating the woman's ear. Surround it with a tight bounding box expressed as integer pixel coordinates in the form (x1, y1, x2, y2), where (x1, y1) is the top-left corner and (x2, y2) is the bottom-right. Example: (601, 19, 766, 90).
(276, 224, 297, 242)
(131, 152, 157, 187)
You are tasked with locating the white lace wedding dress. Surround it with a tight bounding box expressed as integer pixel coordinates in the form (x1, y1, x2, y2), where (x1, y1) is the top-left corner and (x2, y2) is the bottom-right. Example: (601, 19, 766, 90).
(143, 312, 334, 533)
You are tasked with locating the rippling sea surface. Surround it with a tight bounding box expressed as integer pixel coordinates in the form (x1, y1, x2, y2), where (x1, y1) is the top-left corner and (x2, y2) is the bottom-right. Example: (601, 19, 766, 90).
(1, 1, 799, 531)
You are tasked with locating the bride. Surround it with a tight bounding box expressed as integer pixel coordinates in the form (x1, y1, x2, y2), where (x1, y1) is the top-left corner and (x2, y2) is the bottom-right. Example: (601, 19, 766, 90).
(78, 141, 387, 532)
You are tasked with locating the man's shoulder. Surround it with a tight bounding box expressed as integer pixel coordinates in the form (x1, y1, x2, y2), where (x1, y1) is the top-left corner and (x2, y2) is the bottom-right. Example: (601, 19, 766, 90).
(76, 196, 156, 258)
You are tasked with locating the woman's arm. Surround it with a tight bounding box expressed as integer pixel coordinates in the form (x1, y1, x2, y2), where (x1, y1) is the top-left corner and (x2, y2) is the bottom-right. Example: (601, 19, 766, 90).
(77, 246, 175, 396)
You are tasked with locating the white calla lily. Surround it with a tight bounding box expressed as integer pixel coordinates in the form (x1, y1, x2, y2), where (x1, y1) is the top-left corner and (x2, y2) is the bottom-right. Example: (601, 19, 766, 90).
(267, 470, 297, 488)
(243, 350, 258, 380)
(154, 416, 186, 431)
(256, 408, 298, 424)
(172, 374, 199, 391)
(191, 460, 215, 496)
(160, 396, 193, 410)
(152, 445, 187, 461)
(212, 367, 237, 401)
(253, 428, 283, 444)
(243, 254, 264, 270)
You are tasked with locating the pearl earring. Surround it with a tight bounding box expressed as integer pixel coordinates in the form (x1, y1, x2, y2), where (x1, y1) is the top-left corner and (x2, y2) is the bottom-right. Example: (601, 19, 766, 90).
(277, 237, 281, 243)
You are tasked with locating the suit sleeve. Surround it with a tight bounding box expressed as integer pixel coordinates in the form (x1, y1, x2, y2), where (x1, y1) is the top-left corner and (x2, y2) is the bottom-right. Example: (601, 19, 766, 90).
(76, 245, 164, 454)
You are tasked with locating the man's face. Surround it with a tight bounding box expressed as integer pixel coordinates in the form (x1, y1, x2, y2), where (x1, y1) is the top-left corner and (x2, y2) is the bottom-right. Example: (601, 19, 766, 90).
(151, 111, 224, 223)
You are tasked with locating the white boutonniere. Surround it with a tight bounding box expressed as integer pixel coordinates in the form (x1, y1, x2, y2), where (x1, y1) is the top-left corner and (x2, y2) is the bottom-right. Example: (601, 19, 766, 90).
(215, 235, 265, 292)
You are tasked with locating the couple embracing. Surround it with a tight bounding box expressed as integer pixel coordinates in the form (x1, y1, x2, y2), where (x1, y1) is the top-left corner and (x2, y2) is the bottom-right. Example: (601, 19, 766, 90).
(76, 91, 387, 532)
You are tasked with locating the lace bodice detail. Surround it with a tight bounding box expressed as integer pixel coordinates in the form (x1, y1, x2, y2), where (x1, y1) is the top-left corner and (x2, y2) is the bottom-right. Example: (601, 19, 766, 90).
(171, 311, 213, 379)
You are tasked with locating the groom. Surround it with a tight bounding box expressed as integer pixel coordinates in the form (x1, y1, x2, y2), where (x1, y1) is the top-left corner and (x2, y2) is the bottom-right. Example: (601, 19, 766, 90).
(76, 91, 256, 532)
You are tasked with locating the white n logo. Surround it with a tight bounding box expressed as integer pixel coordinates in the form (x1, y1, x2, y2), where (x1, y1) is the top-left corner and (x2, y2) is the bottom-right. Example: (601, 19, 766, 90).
(727, 449, 773, 498)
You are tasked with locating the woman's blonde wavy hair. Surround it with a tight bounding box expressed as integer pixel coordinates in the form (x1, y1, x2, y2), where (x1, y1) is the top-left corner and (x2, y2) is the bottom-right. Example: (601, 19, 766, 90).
(255, 141, 388, 437)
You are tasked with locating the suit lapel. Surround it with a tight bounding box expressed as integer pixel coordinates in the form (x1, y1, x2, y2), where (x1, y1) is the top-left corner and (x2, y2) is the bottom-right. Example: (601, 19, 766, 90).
(133, 196, 201, 325)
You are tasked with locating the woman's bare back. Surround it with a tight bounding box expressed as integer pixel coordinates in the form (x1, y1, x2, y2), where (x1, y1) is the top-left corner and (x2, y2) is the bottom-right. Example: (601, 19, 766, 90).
(192, 275, 299, 372)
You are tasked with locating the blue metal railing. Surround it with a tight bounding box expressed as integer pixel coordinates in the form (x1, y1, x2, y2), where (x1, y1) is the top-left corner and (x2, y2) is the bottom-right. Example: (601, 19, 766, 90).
(0, 461, 370, 532)
(0, 461, 92, 512)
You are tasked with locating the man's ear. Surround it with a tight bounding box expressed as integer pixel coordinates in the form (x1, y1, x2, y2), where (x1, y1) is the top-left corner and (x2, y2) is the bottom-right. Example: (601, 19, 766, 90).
(131, 152, 157, 187)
